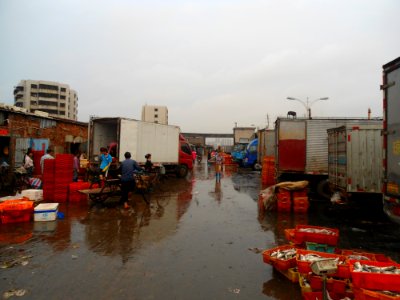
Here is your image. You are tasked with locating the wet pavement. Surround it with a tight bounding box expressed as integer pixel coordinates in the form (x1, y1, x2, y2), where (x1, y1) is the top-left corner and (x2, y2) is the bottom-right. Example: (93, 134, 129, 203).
(1, 161, 400, 299)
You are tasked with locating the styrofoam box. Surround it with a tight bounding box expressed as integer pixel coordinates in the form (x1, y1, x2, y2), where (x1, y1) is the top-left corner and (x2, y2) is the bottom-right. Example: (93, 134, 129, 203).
(34, 203, 59, 221)
(21, 189, 44, 201)
(33, 220, 57, 232)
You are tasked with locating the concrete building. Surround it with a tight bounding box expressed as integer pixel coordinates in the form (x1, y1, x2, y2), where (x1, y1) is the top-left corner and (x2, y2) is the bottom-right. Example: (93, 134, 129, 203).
(141, 105, 168, 124)
(13, 80, 78, 121)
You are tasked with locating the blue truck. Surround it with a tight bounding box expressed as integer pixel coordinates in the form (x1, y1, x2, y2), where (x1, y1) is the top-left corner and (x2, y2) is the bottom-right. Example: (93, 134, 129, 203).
(242, 138, 259, 169)
(231, 143, 248, 164)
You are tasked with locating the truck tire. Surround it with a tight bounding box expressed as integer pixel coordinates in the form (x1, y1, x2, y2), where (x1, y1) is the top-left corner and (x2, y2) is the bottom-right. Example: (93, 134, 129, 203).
(317, 179, 331, 200)
(177, 165, 188, 178)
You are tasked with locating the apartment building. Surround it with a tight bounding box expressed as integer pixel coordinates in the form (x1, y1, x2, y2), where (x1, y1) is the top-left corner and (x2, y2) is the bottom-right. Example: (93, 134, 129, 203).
(141, 105, 168, 124)
(13, 80, 78, 121)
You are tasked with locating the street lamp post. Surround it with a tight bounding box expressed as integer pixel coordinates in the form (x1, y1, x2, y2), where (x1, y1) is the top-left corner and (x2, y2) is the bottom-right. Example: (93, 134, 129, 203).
(286, 96, 329, 119)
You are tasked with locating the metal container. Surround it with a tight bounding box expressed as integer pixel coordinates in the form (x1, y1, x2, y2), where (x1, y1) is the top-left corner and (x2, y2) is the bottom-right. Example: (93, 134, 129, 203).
(257, 128, 275, 162)
(328, 124, 383, 194)
(382, 57, 400, 221)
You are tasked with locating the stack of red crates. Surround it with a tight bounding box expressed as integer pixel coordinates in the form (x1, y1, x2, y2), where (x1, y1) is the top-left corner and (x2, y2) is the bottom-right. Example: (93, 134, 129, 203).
(292, 189, 309, 213)
(54, 154, 73, 202)
(0, 198, 34, 224)
(277, 188, 291, 212)
(43, 159, 55, 201)
(261, 156, 275, 186)
(69, 182, 91, 202)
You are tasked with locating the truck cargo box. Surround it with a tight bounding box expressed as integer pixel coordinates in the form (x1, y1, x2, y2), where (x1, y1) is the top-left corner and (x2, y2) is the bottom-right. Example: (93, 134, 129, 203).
(328, 124, 383, 194)
(90, 117, 179, 164)
(275, 118, 383, 177)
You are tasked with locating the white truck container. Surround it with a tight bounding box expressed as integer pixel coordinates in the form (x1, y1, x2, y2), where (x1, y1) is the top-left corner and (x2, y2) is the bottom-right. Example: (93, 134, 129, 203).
(327, 124, 383, 197)
(89, 117, 193, 177)
(382, 57, 400, 222)
(275, 117, 382, 197)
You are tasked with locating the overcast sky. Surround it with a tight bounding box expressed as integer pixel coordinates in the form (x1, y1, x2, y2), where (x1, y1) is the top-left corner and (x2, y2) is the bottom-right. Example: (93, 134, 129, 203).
(0, 0, 399, 133)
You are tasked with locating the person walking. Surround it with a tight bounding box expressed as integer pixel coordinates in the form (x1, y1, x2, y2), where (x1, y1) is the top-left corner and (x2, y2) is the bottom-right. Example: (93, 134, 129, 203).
(208, 149, 224, 182)
(40, 148, 54, 174)
(120, 151, 143, 209)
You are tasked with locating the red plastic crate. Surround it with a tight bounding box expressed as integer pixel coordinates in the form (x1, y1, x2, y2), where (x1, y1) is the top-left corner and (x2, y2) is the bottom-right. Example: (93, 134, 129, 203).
(293, 196, 309, 206)
(262, 244, 297, 271)
(302, 291, 345, 300)
(309, 275, 346, 294)
(296, 249, 345, 275)
(277, 200, 291, 212)
(293, 204, 309, 214)
(350, 260, 400, 292)
(294, 225, 339, 246)
(379, 291, 400, 299)
(293, 189, 308, 198)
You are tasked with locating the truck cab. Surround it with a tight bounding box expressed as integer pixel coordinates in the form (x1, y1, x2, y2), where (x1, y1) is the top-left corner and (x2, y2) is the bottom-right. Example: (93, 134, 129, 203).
(177, 134, 193, 177)
(242, 138, 258, 169)
(231, 143, 248, 164)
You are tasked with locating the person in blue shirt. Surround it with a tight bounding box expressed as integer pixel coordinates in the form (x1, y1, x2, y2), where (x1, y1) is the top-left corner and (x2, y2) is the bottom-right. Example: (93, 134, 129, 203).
(99, 147, 113, 180)
(120, 151, 143, 209)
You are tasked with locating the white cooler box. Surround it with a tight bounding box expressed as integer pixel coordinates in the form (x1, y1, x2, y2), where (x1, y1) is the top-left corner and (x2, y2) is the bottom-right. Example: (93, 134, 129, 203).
(22, 189, 43, 201)
(34, 203, 59, 221)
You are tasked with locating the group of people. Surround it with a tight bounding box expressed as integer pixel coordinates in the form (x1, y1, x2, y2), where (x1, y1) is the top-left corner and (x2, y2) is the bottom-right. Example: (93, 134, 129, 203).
(23, 148, 84, 183)
(98, 147, 154, 209)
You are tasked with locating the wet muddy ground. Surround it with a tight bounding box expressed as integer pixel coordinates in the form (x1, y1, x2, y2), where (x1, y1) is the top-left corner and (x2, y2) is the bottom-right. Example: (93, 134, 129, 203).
(1, 161, 400, 299)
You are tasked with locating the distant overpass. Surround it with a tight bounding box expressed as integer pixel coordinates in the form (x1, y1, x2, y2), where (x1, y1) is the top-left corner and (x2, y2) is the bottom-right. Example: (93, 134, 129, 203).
(182, 132, 234, 147)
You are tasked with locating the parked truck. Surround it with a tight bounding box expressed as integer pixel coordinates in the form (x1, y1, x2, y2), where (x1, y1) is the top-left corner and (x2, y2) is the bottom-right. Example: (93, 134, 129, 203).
(89, 117, 193, 177)
(327, 124, 383, 199)
(382, 57, 400, 222)
(242, 138, 259, 169)
(231, 143, 248, 164)
(275, 117, 382, 196)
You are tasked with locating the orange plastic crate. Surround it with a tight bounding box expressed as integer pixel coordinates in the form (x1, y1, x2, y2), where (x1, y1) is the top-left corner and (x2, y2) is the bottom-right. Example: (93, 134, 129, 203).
(350, 260, 400, 292)
(296, 249, 346, 275)
(277, 200, 291, 212)
(0, 199, 34, 224)
(293, 196, 309, 206)
(262, 244, 297, 271)
(294, 225, 339, 246)
(309, 275, 347, 294)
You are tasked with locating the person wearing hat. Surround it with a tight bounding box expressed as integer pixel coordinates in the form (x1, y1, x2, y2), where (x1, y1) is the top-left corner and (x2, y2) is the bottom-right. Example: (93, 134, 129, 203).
(120, 151, 143, 209)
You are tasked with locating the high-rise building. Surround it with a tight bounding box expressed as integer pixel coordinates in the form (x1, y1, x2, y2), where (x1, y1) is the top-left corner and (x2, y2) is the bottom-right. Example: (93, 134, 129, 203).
(13, 80, 78, 120)
(141, 105, 168, 124)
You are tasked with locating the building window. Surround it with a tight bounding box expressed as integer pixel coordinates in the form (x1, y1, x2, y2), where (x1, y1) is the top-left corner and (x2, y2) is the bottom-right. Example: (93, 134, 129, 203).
(38, 100, 58, 106)
(31, 84, 37, 89)
(60, 95, 66, 99)
(31, 92, 38, 97)
(60, 103, 65, 107)
(154, 114, 158, 118)
(154, 121, 158, 124)
(39, 84, 58, 91)
(60, 87, 66, 92)
(40, 119, 56, 128)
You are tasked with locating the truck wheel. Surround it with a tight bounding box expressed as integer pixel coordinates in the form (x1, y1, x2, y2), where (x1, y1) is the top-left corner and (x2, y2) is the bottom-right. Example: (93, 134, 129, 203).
(317, 179, 331, 200)
(177, 165, 188, 178)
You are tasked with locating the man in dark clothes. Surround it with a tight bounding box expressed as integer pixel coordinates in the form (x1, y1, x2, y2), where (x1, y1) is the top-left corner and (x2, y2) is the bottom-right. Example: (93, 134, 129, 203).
(120, 152, 143, 209)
